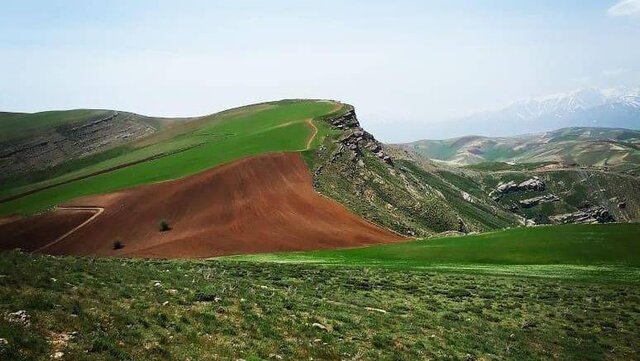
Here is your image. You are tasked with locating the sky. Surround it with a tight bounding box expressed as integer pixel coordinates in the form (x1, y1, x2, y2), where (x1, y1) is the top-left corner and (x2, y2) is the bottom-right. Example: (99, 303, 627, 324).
(1, 0, 639, 142)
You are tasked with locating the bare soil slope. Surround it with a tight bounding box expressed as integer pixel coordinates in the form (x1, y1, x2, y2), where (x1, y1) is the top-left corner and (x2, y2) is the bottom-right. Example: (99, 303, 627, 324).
(1, 152, 403, 258)
(0, 209, 94, 251)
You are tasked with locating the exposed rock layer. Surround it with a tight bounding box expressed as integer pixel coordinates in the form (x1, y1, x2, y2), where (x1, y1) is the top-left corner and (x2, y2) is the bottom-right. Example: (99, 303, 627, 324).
(519, 194, 560, 208)
(0, 112, 155, 177)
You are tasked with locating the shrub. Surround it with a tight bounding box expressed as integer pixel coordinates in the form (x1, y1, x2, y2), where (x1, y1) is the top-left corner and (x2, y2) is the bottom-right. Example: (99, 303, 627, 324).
(159, 220, 171, 232)
(194, 291, 218, 302)
(112, 240, 125, 250)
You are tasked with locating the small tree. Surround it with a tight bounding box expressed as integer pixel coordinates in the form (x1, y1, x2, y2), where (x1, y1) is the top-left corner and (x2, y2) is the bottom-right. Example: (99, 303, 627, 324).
(112, 240, 125, 250)
(159, 219, 171, 232)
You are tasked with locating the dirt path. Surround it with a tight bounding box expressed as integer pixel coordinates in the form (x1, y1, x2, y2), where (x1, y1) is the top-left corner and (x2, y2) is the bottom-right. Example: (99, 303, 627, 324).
(305, 119, 318, 150)
(34, 206, 104, 253)
(0, 208, 96, 252)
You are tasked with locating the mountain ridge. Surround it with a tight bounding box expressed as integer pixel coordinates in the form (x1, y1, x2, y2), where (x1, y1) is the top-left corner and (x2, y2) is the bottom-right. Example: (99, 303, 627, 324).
(403, 126, 640, 175)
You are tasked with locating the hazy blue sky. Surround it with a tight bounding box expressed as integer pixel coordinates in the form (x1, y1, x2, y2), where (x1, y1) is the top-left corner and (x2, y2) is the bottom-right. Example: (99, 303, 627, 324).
(1, 0, 639, 141)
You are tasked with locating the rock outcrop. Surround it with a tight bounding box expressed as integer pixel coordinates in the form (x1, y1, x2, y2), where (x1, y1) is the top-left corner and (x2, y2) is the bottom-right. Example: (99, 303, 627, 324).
(519, 194, 560, 208)
(461, 191, 474, 203)
(326, 108, 393, 166)
(490, 176, 545, 200)
(549, 206, 615, 224)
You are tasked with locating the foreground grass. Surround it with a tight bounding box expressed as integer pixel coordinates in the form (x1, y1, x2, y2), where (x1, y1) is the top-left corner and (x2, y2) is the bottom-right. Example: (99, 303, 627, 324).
(1, 250, 639, 360)
(1, 100, 340, 216)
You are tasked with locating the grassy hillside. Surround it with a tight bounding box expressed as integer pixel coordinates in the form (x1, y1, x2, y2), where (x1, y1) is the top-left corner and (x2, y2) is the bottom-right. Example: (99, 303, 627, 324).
(404, 127, 640, 175)
(2, 224, 639, 360)
(3, 102, 637, 236)
(0, 100, 342, 216)
(235, 223, 640, 282)
(2, 100, 522, 237)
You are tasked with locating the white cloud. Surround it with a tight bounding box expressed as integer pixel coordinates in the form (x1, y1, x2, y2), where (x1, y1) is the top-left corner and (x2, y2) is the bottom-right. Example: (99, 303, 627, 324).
(602, 68, 626, 76)
(571, 76, 592, 84)
(608, 0, 640, 16)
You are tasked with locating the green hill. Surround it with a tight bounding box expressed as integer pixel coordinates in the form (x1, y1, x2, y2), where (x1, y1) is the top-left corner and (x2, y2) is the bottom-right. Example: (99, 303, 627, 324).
(0, 109, 176, 183)
(0, 100, 341, 215)
(0, 110, 137, 142)
(0, 100, 523, 237)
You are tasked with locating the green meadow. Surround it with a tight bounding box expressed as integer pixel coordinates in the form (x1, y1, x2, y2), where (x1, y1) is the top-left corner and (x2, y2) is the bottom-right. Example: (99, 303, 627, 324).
(234, 223, 640, 282)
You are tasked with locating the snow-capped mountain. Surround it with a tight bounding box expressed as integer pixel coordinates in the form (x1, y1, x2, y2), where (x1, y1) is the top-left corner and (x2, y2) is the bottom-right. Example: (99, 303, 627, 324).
(428, 87, 640, 138)
(508, 87, 640, 119)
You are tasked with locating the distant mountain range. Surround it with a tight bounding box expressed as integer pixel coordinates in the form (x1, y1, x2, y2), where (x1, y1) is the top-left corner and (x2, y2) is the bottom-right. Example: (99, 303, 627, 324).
(403, 127, 640, 175)
(424, 87, 640, 138)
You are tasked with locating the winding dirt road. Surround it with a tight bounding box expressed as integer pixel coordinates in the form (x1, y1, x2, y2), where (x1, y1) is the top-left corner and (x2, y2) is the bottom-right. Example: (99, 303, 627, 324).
(0, 208, 96, 252)
(34, 206, 104, 253)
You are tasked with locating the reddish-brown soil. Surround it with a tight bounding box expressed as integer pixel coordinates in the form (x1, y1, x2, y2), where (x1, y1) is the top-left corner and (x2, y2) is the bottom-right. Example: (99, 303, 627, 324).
(0, 152, 404, 258)
(0, 209, 94, 252)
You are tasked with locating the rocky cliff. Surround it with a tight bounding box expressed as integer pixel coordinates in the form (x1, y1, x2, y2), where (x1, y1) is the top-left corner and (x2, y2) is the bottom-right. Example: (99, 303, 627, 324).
(325, 108, 393, 165)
